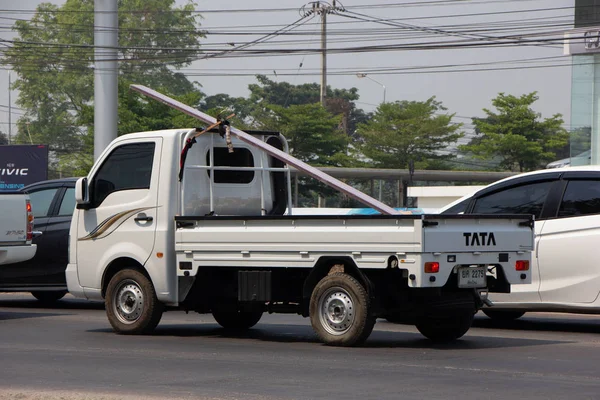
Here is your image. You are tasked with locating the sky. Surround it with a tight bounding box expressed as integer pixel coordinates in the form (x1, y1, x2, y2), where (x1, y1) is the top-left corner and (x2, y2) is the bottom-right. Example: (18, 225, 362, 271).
(0, 0, 576, 142)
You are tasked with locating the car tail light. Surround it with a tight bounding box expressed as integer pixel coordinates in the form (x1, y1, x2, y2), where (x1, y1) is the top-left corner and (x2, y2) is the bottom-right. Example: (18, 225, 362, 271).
(424, 262, 440, 273)
(515, 260, 529, 271)
(26, 199, 34, 241)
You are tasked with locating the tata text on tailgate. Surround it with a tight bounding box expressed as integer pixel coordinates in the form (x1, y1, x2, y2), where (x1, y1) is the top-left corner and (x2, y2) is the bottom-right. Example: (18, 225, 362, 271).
(65, 85, 533, 346)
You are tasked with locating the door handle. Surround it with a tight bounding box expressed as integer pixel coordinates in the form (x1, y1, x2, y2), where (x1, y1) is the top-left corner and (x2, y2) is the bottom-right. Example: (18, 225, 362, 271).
(134, 214, 153, 223)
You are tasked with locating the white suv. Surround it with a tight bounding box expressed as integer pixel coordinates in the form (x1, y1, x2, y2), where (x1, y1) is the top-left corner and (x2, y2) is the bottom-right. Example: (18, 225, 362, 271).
(440, 166, 600, 320)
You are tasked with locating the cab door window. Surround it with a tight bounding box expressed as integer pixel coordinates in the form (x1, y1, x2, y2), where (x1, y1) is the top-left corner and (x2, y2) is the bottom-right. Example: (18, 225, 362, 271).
(57, 187, 76, 216)
(471, 181, 553, 219)
(558, 180, 600, 217)
(92, 142, 155, 207)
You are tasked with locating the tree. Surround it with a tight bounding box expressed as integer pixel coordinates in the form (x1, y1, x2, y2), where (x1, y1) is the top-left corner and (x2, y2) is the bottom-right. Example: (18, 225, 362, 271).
(247, 75, 367, 137)
(356, 98, 463, 170)
(201, 93, 256, 128)
(2, 0, 204, 177)
(262, 102, 353, 207)
(0, 131, 8, 145)
(459, 92, 569, 172)
(266, 103, 349, 167)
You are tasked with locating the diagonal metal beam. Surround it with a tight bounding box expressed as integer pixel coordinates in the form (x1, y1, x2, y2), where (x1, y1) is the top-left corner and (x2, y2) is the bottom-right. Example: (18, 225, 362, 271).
(130, 84, 400, 215)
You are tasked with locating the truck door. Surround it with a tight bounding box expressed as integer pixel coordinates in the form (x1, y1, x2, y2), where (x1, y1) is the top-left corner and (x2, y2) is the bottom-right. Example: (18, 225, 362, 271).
(75, 139, 162, 289)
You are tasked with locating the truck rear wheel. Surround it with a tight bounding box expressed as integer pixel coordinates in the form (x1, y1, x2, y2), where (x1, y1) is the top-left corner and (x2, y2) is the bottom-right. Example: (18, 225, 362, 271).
(212, 310, 263, 330)
(415, 312, 474, 343)
(106, 269, 163, 335)
(309, 272, 375, 347)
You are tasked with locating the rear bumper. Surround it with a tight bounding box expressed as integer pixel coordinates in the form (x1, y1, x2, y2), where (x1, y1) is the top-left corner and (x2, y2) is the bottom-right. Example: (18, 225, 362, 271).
(65, 263, 86, 299)
(0, 244, 37, 266)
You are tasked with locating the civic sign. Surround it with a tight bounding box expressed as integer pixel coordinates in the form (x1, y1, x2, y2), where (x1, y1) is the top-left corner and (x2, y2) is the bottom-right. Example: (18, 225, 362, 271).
(0, 145, 48, 191)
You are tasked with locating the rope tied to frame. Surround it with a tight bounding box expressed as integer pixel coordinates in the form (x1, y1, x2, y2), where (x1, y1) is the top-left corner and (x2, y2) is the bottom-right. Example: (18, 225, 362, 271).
(178, 112, 236, 182)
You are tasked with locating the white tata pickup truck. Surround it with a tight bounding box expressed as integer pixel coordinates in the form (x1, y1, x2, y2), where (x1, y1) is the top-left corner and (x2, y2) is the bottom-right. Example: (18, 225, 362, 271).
(65, 126, 534, 346)
(66, 85, 534, 346)
(0, 193, 37, 265)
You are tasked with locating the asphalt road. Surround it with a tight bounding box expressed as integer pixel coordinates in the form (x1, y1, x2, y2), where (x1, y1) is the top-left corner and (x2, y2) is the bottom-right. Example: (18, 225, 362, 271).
(0, 293, 599, 400)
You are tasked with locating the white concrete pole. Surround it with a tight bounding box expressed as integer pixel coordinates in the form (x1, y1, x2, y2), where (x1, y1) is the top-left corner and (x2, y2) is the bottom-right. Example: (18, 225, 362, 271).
(94, 0, 118, 160)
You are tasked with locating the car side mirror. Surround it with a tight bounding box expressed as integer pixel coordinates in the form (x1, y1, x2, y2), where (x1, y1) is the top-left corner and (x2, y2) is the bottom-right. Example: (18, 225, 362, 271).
(75, 177, 91, 209)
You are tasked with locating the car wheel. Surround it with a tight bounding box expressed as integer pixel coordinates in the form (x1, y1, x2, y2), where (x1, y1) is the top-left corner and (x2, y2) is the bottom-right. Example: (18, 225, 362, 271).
(384, 313, 412, 324)
(106, 269, 163, 335)
(416, 312, 474, 343)
(212, 310, 263, 329)
(482, 309, 525, 321)
(31, 290, 67, 303)
(309, 272, 375, 347)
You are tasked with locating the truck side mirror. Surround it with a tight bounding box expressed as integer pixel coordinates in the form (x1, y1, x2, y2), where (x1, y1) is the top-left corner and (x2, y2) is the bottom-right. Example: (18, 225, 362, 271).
(75, 177, 90, 209)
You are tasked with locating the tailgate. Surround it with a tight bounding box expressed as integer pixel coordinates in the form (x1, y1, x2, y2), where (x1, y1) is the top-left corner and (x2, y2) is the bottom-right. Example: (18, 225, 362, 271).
(422, 214, 534, 253)
(0, 194, 28, 244)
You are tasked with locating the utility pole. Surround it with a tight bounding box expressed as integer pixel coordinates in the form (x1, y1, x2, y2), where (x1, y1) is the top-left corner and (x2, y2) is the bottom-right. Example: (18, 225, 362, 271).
(320, 6, 327, 105)
(7, 71, 11, 145)
(94, 0, 118, 161)
(300, 1, 344, 105)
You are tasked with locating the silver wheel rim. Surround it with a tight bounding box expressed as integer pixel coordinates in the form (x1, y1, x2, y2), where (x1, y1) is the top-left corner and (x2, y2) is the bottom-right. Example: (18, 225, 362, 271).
(113, 279, 144, 325)
(318, 286, 355, 336)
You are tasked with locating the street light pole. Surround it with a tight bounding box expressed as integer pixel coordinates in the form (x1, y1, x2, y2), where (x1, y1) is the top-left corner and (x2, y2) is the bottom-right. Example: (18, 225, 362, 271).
(356, 73, 386, 104)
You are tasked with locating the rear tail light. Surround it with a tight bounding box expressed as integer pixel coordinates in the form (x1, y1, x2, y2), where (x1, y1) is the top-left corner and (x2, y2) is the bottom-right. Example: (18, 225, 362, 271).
(26, 199, 34, 241)
(515, 260, 529, 271)
(424, 262, 440, 273)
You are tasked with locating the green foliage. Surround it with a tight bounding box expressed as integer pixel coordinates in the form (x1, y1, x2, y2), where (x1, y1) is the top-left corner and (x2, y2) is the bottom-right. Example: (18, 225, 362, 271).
(459, 92, 568, 172)
(356, 98, 463, 170)
(247, 75, 367, 136)
(202, 93, 255, 128)
(117, 80, 204, 134)
(248, 74, 359, 106)
(2, 0, 203, 178)
(0, 131, 8, 145)
(266, 103, 349, 166)
(264, 102, 353, 206)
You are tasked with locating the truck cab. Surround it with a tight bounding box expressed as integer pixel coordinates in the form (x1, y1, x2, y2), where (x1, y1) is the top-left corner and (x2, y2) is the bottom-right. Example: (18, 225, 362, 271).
(67, 129, 288, 303)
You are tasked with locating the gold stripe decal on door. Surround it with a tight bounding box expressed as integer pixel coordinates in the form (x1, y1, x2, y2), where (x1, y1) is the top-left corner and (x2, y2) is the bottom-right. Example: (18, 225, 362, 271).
(78, 207, 154, 241)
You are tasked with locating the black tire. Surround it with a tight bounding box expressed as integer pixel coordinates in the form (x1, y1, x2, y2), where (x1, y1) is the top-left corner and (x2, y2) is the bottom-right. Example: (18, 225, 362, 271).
(309, 272, 375, 347)
(384, 314, 411, 324)
(212, 310, 263, 330)
(31, 290, 67, 303)
(105, 269, 163, 335)
(482, 309, 525, 321)
(416, 312, 474, 343)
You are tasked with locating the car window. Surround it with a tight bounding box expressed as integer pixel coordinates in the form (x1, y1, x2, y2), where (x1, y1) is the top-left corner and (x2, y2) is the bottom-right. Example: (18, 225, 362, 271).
(92, 142, 155, 206)
(440, 198, 470, 214)
(206, 147, 255, 184)
(28, 188, 59, 218)
(57, 187, 76, 216)
(558, 180, 600, 217)
(471, 181, 553, 219)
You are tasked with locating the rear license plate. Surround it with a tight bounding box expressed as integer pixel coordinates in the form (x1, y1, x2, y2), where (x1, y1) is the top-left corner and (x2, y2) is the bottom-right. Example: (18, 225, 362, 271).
(458, 266, 487, 288)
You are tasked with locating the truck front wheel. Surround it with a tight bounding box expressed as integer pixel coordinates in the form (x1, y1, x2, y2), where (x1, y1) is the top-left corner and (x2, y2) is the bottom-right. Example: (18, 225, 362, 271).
(212, 310, 263, 329)
(309, 272, 375, 347)
(106, 269, 163, 335)
(415, 312, 474, 343)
